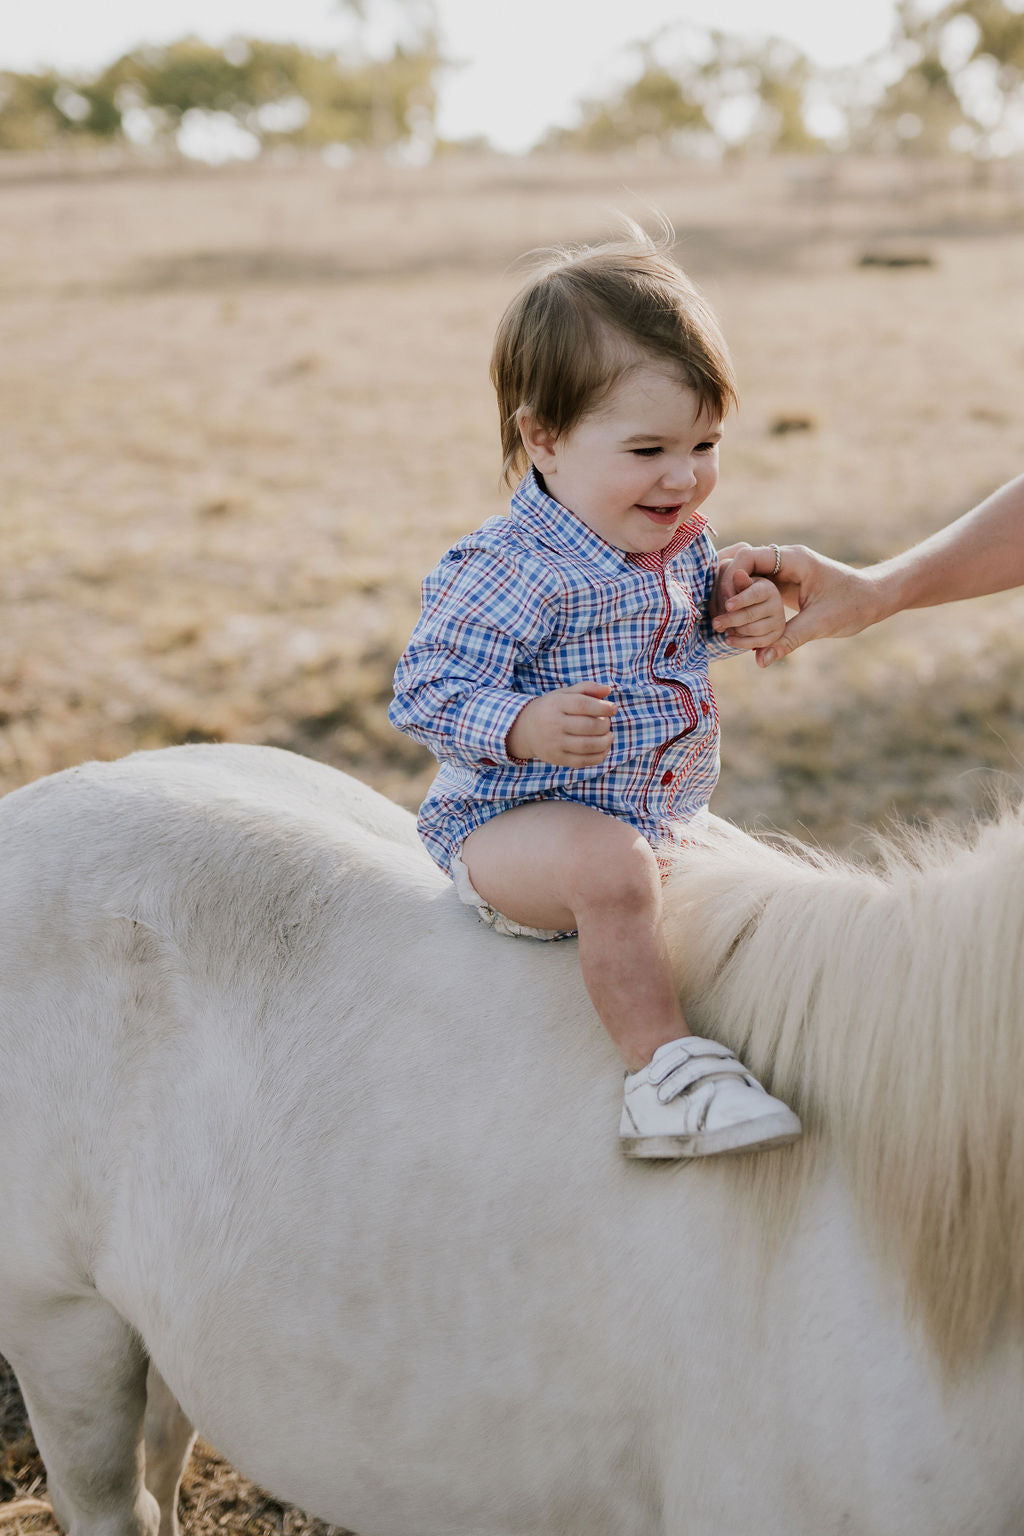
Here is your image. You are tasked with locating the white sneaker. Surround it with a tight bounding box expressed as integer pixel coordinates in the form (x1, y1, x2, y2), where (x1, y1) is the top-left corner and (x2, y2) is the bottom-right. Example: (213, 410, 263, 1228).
(619, 1035, 802, 1159)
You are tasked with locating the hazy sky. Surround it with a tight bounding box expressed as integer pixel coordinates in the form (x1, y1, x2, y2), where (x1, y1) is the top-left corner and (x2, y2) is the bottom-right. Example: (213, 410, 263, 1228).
(4, 0, 912, 152)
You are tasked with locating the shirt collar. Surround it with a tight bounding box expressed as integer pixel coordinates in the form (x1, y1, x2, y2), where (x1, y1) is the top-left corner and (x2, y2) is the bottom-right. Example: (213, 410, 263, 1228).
(509, 467, 709, 572)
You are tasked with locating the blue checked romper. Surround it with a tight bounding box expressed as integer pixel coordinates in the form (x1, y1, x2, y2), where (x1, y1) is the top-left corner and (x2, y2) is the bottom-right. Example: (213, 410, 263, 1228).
(389, 469, 739, 878)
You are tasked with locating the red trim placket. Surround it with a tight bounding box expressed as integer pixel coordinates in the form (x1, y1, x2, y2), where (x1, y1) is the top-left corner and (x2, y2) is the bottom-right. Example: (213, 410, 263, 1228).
(626, 520, 703, 818)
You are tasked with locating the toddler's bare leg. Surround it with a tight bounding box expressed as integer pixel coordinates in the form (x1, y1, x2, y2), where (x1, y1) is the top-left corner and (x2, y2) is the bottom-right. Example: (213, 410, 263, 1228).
(462, 802, 688, 1070)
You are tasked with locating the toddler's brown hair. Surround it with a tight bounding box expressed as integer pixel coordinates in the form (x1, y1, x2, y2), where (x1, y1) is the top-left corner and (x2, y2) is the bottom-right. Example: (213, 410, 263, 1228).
(490, 221, 737, 487)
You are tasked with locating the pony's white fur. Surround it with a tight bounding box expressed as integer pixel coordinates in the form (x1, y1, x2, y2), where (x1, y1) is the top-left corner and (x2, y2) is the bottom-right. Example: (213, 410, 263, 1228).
(1, 743, 1024, 1536)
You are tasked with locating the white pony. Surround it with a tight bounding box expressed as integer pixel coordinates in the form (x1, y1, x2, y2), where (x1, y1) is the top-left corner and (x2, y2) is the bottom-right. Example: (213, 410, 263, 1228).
(1, 742, 1024, 1536)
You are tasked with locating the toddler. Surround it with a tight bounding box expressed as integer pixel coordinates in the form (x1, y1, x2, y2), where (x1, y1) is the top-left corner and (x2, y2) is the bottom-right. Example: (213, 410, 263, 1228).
(390, 227, 801, 1159)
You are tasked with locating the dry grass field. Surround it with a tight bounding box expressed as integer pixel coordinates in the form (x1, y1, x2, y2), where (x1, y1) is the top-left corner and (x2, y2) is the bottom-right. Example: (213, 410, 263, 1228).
(1, 147, 1023, 1533)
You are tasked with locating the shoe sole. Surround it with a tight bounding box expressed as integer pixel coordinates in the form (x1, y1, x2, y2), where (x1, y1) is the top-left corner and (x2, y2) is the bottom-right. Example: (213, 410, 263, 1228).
(620, 1110, 802, 1160)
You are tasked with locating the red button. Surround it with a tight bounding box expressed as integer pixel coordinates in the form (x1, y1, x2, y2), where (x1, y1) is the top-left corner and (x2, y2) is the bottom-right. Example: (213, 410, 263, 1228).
(700, 701, 710, 717)
(664, 642, 677, 657)
(660, 770, 673, 786)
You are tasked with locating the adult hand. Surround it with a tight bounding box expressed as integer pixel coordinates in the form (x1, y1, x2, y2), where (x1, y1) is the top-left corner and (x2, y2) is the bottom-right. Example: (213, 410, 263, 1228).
(714, 544, 885, 666)
(506, 682, 617, 766)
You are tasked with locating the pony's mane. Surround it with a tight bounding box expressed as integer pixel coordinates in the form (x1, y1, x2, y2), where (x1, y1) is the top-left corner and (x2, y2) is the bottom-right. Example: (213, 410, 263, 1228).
(661, 806, 1024, 1373)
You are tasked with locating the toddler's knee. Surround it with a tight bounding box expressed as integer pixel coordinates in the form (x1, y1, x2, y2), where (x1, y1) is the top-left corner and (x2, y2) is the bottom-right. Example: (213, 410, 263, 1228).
(565, 823, 659, 913)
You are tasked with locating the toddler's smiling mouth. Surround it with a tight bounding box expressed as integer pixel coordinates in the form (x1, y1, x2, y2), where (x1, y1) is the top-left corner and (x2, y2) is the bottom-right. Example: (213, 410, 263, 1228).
(637, 503, 681, 521)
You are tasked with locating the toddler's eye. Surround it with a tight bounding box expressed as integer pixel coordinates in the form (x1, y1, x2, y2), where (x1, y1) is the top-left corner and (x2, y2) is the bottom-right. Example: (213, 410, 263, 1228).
(695, 441, 718, 453)
(631, 446, 663, 458)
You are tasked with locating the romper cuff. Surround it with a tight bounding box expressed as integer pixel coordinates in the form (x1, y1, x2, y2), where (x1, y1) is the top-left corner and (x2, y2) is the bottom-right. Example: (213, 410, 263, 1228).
(452, 689, 534, 770)
(703, 621, 743, 662)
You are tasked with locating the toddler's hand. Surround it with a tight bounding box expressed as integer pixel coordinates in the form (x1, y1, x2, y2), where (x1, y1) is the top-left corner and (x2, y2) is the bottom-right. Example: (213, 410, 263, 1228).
(711, 568, 785, 654)
(506, 682, 617, 767)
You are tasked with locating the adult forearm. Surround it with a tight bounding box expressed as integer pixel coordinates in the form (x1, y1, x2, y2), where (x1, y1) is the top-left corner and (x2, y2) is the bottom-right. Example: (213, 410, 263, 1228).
(873, 474, 1024, 615)
(716, 473, 1024, 664)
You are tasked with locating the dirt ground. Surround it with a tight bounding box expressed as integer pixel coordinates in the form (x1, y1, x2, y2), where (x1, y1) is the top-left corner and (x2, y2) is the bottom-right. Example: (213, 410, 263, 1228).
(1, 146, 1023, 1532)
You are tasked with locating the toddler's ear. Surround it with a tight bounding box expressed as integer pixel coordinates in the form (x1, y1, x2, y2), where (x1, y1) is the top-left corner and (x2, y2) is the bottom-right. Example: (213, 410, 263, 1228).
(517, 410, 558, 471)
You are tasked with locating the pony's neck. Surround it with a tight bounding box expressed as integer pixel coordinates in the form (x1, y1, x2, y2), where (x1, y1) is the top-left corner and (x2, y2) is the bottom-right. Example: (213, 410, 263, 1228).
(661, 811, 1024, 1373)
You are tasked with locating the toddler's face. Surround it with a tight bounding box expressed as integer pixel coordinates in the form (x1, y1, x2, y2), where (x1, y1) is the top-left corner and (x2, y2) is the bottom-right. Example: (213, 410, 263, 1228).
(524, 364, 721, 555)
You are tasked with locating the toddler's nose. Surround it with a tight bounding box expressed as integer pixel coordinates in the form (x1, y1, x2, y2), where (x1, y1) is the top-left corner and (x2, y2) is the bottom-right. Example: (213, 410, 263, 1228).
(661, 459, 697, 493)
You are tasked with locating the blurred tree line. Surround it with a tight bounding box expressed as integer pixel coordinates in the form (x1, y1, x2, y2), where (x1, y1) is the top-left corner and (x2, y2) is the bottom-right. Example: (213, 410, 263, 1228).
(0, 36, 439, 154)
(1, 0, 1022, 158)
(548, 0, 1024, 157)
(0, 0, 440, 159)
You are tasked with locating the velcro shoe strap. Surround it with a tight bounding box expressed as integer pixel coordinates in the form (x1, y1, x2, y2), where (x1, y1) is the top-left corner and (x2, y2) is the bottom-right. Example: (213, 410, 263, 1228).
(648, 1036, 736, 1086)
(656, 1056, 752, 1104)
